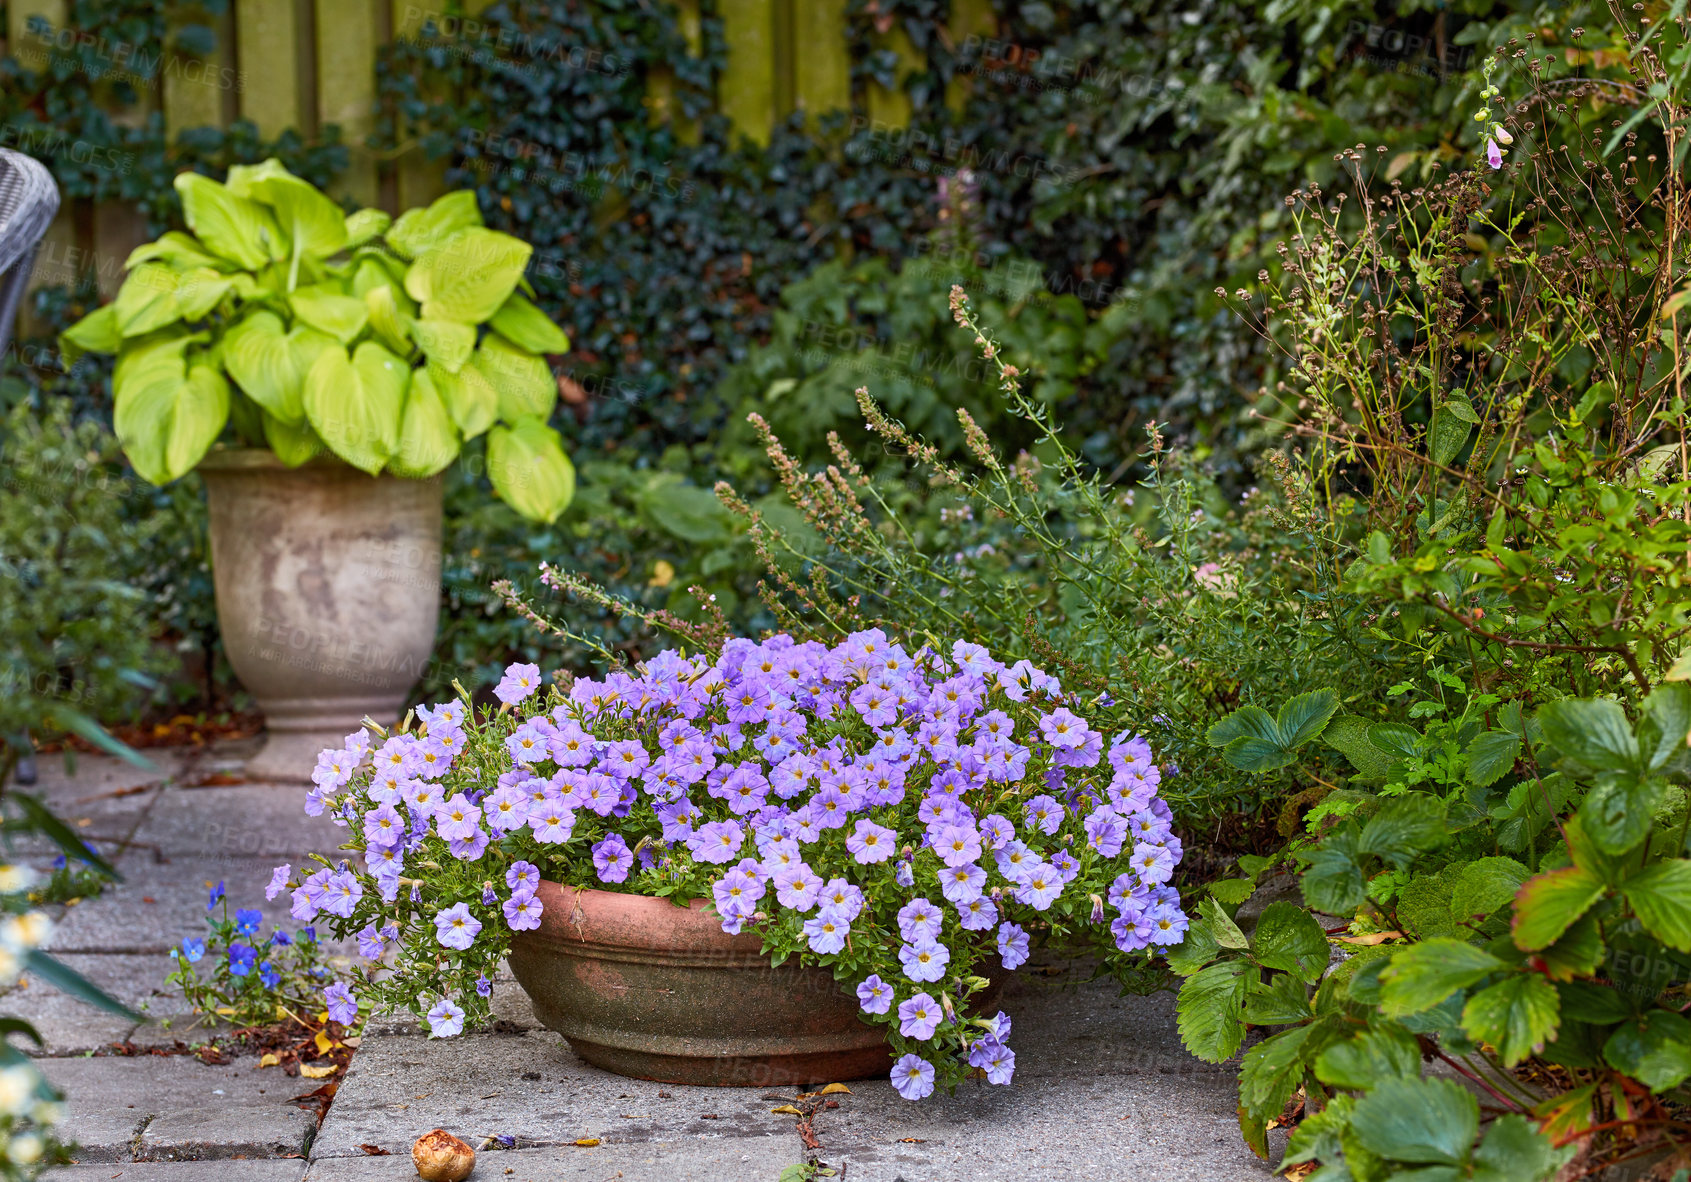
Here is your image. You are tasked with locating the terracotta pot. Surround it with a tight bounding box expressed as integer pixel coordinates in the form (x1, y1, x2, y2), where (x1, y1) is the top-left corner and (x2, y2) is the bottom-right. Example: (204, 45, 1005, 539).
(199, 450, 442, 783)
(510, 882, 921, 1087)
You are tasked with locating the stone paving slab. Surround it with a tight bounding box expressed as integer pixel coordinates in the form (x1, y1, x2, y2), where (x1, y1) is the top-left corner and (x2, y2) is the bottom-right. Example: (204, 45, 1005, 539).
(6, 954, 165, 1053)
(302, 1140, 797, 1181)
(44, 1051, 313, 1163)
(49, 855, 324, 956)
(313, 1026, 800, 1157)
(809, 1070, 1274, 1182)
(125, 785, 346, 863)
(58, 1161, 307, 1181)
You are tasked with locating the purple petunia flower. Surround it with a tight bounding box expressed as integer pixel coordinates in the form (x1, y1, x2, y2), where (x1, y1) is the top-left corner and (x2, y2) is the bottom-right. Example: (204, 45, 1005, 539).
(504, 889, 544, 931)
(857, 974, 893, 1015)
(494, 662, 543, 705)
(1132, 842, 1175, 886)
(265, 865, 291, 901)
(687, 820, 744, 865)
(506, 861, 541, 893)
(592, 834, 635, 883)
(898, 939, 951, 984)
(802, 913, 849, 954)
(897, 992, 942, 1041)
(846, 819, 897, 864)
(891, 1053, 935, 1101)
(426, 997, 465, 1038)
(897, 898, 944, 944)
(434, 902, 482, 951)
(997, 921, 1030, 970)
(324, 983, 358, 1025)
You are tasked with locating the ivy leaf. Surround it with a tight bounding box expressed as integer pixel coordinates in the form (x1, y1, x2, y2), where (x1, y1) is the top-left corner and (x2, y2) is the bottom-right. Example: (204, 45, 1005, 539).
(1313, 1025, 1420, 1091)
(1175, 960, 1249, 1063)
(1349, 1076, 1477, 1165)
(1467, 731, 1522, 788)
(1462, 974, 1560, 1066)
(1251, 901, 1330, 982)
(1603, 1010, 1691, 1092)
(1537, 699, 1641, 774)
(1378, 939, 1502, 1017)
(1621, 859, 1691, 952)
(1511, 866, 1606, 952)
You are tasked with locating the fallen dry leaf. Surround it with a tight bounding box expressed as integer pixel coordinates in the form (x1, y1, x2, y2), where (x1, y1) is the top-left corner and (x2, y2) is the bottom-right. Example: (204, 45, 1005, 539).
(819, 1083, 852, 1095)
(359, 1144, 390, 1156)
(769, 1105, 803, 1116)
(298, 1062, 337, 1079)
(572, 1138, 600, 1147)
(1335, 931, 1403, 946)
(258, 1053, 281, 1068)
(313, 1031, 334, 1055)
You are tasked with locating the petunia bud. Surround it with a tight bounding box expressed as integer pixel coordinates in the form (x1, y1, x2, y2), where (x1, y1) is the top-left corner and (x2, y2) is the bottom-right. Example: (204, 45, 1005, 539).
(412, 1129, 475, 1181)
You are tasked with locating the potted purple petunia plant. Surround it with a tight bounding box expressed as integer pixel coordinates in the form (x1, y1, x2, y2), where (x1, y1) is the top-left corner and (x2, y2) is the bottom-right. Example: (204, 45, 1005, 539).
(274, 631, 1188, 1097)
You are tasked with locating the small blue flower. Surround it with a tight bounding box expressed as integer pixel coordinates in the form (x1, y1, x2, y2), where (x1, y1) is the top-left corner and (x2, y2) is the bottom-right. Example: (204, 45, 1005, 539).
(179, 938, 206, 964)
(270, 930, 292, 946)
(234, 909, 263, 936)
(207, 880, 226, 911)
(298, 926, 317, 944)
(52, 855, 67, 871)
(229, 943, 257, 977)
(259, 961, 281, 989)
(475, 974, 493, 998)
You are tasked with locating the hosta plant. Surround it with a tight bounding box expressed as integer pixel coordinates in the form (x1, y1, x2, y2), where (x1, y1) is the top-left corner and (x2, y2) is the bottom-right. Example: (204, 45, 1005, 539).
(275, 633, 1187, 1098)
(59, 161, 575, 522)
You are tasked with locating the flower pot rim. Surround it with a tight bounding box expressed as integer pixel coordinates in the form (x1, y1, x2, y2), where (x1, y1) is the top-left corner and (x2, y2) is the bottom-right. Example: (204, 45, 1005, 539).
(196, 447, 438, 479)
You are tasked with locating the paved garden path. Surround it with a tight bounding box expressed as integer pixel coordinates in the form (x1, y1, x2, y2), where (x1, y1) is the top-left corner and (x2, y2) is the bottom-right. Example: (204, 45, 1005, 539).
(12, 748, 1278, 1182)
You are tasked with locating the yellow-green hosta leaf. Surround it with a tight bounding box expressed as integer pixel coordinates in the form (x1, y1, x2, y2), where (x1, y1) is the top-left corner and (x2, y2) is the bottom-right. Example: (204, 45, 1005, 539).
(263, 411, 325, 467)
(411, 318, 476, 373)
(175, 267, 235, 320)
(476, 333, 555, 422)
(290, 284, 370, 344)
(252, 173, 348, 264)
(489, 293, 570, 354)
(60, 302, 122, 362)
(487, 416, 574, 522)
(352, 256, 410, 302)
(224, 158, 294, 198)
(386, 189, 482, 260)
(113, 263, 185, 337)
(303, 342, 407, 475)
(124, 231, 226, 271)
(390, 368, 461, 478)
(364, 285, 414, 354)
(345, 208, 392, 248)
(430, 359, 498, 439)
(223, 311, 337, 426)
(174, 171, 283, 270)
(404, 227, 531, 324)
(114, 341, 229, 484)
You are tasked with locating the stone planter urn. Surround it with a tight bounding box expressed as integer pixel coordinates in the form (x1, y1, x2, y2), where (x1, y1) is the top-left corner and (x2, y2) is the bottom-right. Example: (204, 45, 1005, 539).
(509, 882, 913, 1087)
(199, 450, 443, 783)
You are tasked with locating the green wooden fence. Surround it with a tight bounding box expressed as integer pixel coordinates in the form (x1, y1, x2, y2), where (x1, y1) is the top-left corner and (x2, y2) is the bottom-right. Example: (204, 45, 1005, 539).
(3, 0, 996, 320)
